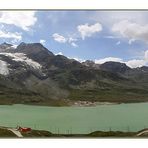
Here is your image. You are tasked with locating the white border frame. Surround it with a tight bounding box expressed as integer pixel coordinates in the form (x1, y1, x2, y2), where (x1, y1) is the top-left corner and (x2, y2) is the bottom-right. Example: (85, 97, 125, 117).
(0, 0, 147, 9)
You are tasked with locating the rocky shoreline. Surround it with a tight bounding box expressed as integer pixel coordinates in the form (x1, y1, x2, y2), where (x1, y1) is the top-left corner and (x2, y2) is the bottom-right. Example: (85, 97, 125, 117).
(70, 100, 118, 107)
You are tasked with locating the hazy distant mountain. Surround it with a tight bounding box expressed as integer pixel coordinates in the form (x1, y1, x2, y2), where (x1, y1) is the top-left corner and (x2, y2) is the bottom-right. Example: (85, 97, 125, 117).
(0, 42, 148, 106)
(99, 61, 131, 73)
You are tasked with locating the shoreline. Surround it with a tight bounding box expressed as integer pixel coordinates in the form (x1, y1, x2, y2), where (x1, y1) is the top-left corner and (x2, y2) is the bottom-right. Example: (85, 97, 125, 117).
(1, 100, 148, 107)
(69, 100, 119, 107)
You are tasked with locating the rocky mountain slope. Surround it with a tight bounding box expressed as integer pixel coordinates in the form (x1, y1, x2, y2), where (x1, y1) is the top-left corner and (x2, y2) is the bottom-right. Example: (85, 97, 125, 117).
(0, 42, 148, 105)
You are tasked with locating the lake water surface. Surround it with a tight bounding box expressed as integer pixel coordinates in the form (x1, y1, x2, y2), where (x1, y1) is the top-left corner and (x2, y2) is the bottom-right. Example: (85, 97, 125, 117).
(0, 103, 148, 134)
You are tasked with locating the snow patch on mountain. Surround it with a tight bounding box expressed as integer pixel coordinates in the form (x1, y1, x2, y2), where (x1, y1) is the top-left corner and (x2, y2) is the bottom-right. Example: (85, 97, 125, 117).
(0, 52, 42, 69)
(0, 60, 9, 75)
(11, 45, 18, 49)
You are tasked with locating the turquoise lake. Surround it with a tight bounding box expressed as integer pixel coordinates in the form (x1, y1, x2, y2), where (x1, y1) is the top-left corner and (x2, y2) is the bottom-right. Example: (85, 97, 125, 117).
(0, 103, 148, 134)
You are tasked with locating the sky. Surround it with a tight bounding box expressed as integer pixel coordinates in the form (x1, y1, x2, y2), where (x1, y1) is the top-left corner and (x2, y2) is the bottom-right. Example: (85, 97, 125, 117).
(1, 11, 148, 68)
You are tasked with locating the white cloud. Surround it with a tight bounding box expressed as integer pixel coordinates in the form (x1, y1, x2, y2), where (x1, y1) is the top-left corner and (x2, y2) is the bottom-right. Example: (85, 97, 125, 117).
(0, 30, 22, 41)
(112, 20, 148, 44)
(95, 57, 123, 64)
(104, 36, 119, 39)
(68, 37, 77, 43)
(125, 50, 148, 68)
(72, 57, 85, 63)
(0, 11, 37, 31)
(40, 39, 46, 45)
(126, 59, 146, 68)
(52, 33, 67, 43)
(66, 56, 85, 63)
(77, 23, 102, 40)
(144, 50, 148, 60)
(68, 37, 78, 47)
(55, 52, 63, 55)
(116, 41, 121, 45)
(52, 33, 78, 47)
(92, 11, 148, 30)
(71, 42, 78, 47)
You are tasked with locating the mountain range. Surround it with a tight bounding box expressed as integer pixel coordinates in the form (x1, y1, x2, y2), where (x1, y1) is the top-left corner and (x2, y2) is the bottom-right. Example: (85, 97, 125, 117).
(0, 42, 148, 106)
